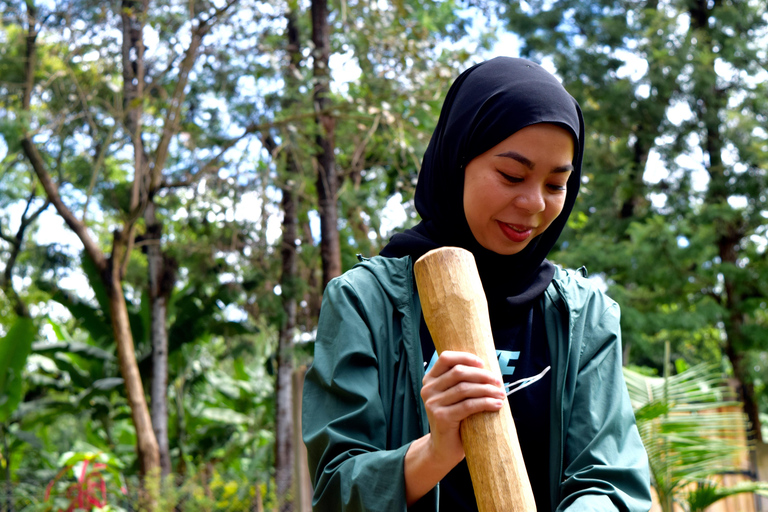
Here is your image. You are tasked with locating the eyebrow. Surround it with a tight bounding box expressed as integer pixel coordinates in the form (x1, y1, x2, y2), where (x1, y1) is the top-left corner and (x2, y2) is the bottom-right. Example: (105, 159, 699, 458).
(495, 150, 574, 174)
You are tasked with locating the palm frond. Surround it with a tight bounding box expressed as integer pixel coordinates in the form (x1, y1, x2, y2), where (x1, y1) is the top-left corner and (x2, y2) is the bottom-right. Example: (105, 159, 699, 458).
(623, 362, 756, 512)
(684, 480, 768, 512)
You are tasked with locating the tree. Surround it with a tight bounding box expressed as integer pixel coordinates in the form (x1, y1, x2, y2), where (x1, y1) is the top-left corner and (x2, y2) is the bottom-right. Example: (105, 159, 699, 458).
(2, 1, 498, 508)
(270, 3, 304, 509)
(120, 0, 252, 477)
(311, 0, 340, 290)
(500, 0, 768, 452)
(259, 3, 489, 508)
(5, 0, 268, 487)
(16, 0, 161, 478)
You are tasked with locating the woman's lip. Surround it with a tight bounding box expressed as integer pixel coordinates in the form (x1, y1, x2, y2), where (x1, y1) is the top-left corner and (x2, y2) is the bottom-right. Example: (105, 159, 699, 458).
(497, 221, 533, 242)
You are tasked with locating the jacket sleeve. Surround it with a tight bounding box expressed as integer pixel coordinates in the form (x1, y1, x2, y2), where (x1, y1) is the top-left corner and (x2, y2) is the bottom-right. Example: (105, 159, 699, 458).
(302, 275, 416, 512)
(558, 301, 652, 512)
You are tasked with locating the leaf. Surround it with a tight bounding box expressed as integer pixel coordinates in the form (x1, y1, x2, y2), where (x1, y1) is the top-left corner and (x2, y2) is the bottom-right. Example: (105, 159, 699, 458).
(685, 480, 768, 512)
(32, 340, 115, 361)
(81, 254, 112, 322)
(624, 363, 755, 503)
(0, 317, 37, 422)
(76, 378, 125, 406)
(198, 407, 251, 425)
(207, 371, 240, 400)
(53, 353, 92, 389)
(14, 397, 77, 425)
(633, 400, 670, 423)
(233, 357, 248, 381)
(47, 318, 72, 342)
(92, 378, 124, 391)
(51, 289, 112, 346)
(8, 427, 44, 449)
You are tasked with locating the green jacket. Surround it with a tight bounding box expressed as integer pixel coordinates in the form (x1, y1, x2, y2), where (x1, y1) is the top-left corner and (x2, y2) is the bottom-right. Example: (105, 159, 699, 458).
(303, 255, 652, 511)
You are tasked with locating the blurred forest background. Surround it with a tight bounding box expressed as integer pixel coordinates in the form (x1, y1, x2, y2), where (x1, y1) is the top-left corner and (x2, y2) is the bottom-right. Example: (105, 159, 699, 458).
(0, 0, 767, 510)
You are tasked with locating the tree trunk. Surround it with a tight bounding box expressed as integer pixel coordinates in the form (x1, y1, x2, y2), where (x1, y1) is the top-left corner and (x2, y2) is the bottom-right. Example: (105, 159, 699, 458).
(121, 0, 220, 479)
(104, 254, 162, 475)
(119, 2, 164, 483)
(20, 1, 161, 482)
(293, 367, 313, 512)
(273, 7, 302, 510)
(145, 202, 175, 476)
(312, 0, 341, 289)
(275, 168, 298, 512)
(1, 423, 13, 512)
(687, 0, 763, 445)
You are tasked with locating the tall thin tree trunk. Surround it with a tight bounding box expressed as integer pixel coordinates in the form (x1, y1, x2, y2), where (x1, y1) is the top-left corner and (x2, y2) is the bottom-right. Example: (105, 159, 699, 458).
(121, 0, 175, 477)
(293, 367, 312, 512)
(146, 202, 174, 476)
(687, 0, 763, 452)
(275, 202, 297, 512)
(1, 423, 13, 512)
(104, 255, 162, 475)
(273, 7, 302, 509)
(119, 2, 164, 484)
(312, 0, 341, 289)
(21, 1, 160, 484)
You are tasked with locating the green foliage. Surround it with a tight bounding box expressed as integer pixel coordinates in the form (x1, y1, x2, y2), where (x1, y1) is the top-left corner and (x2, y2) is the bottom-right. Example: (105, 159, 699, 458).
(684, 480, 768, 512)
(0, 317, 36, 422)
(512, 1, 768, 438)
(147, 471, 267, 512)
(9, 0, 764, 509)
(624, 361, 768, 511)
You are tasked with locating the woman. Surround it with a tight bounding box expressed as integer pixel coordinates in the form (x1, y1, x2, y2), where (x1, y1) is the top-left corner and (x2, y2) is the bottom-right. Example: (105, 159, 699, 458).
(302, 57, 652, 511)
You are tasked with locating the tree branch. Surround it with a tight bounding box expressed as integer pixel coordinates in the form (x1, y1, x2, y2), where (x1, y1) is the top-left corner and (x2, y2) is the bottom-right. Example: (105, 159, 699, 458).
(21, 138, 108, 272)
(151, 0, 239, 191)
(0, 184, 50, 318)
(158, 113, 316, 190)
(22, 2, 38, 111)
(0, 230, 15, 246)
(19, 1, 107, 273)
(65, 66, 99, 136)
(82, 125, 116, 223)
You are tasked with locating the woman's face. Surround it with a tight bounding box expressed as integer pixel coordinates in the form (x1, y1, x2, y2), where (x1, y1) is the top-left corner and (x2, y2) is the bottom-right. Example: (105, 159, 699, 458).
(463, 123, 575, 255)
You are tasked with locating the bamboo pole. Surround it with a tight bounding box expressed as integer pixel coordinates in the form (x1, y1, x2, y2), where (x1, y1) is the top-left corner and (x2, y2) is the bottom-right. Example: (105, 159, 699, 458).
(414, 247, 536, 512)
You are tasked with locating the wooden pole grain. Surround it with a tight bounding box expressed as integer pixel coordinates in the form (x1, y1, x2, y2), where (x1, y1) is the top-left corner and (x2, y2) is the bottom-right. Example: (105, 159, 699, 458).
(414, 247, 536, 512)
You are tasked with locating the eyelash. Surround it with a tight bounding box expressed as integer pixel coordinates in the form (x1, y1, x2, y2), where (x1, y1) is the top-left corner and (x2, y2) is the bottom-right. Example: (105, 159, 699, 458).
(498, 172, 522, 183)
(497, 171, 566, 191)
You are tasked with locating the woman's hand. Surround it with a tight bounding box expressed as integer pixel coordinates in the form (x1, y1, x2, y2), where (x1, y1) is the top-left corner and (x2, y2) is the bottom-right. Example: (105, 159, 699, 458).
(422, 350, 506, 466)
(404, 351, 505, 505)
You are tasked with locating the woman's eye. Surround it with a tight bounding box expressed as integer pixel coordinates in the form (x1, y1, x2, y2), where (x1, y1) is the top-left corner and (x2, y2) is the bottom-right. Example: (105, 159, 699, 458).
(498, 171, 522, 183)
(547, 183, 567, 191)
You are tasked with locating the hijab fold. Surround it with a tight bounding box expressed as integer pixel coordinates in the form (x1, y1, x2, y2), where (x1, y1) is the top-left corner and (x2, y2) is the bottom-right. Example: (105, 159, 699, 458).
(381, 57, 585, 308)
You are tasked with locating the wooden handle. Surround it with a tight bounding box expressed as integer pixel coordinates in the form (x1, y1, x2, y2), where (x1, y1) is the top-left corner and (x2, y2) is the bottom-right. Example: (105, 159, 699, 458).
(414, 247, 536, 512)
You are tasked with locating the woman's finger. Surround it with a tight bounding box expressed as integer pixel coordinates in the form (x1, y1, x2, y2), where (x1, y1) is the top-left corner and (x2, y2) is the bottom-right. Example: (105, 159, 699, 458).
(426, 350, 484, 377)
(428, 396, 505, 426)
(424, 381, 506, 410)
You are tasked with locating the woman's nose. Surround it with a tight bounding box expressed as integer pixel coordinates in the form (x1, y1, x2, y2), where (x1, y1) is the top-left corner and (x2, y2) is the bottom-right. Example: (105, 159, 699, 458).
(513, 186, 546, 214)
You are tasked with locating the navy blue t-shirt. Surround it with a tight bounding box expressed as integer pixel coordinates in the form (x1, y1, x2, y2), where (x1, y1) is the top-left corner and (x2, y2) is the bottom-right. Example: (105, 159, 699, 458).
(420, 300, 551, 511)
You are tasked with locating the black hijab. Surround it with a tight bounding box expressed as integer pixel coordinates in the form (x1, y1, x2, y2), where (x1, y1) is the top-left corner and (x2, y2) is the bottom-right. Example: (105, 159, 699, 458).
(380, 57, 584, 308)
